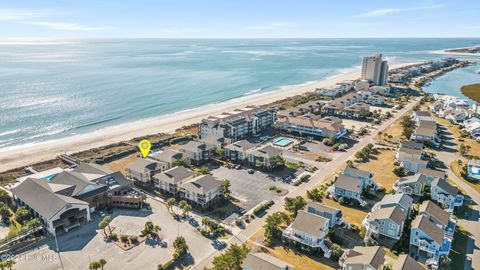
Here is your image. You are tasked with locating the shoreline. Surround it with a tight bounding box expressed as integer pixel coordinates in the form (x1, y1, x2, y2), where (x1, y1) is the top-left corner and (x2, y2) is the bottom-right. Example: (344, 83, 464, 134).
(0, 62, 417, 172)
(431, 45, 480, 56)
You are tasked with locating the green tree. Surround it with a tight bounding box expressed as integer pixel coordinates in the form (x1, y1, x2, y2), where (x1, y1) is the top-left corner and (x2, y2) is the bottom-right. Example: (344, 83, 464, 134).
(89, 261, 101, 270)
(197, 166, 211, 175)
(178, 200, 192, 217)
(215, 147, 225, 156)
(306, 188, 323, 202)
(393, 167, 406, 177)
(331, 243, 344, 260)
(263, 212, 288, 245)
(173, 236, 189, 259)
(0, 190, 12, 206)
(221, 179, 232, 199)
(98, 216, 112, 236)
(15, 206, 31, 224)
(269, 156, 285, 169)
(0, 202, 12, 224)
(166, 198, 176, 214)
(2, 259, 15, 270)
(211, 244, 250, 270)
(346, 160, 354, 168)
(98, 259, 107, 270)
(284, 196, 306, 217)
(460, 143, 471, 157)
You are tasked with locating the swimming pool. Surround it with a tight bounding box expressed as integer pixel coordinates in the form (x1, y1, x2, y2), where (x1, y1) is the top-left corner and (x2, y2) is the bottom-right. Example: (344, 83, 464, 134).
(273, 138, 294, 147)
(42, 173, 58, 181)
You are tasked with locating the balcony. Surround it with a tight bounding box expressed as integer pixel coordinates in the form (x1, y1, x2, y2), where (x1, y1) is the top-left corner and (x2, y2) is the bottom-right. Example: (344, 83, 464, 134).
(418, 240, 437, 254)
(282, 227, 324, 248)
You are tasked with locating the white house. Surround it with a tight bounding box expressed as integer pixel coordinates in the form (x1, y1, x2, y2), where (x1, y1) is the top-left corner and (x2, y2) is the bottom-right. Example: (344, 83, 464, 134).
(282, 210, 331, 257)
(431, 179, 464, 213)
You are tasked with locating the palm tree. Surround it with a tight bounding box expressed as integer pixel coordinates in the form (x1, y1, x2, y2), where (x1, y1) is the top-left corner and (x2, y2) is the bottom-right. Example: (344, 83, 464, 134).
(166, 198, 176, 214)
(201, 216, 210, 230)
(89, 261, 101, 270)
(98, 216, 112, 236)
(98, 259, 107, 270)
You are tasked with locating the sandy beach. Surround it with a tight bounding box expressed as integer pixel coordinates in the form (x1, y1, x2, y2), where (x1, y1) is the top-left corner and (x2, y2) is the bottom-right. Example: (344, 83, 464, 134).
(0, 62, 417, 172)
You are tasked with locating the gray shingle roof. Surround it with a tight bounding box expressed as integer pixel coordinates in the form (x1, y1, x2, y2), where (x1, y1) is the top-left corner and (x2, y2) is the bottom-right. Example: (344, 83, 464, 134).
(343, 246, 386, 269)
(243, 252, 294, 270)
(432, 179, 458, 197)
(418, 200, 449, 227)
(125, 158, 165, 173)
(368, 206, 406, 225)
(290, 210, 328, 238)
(153, 166, 196, 185)
(334, 174, 363, 193)
(180, 174, 222, 194)
(393, 254, 424, 270)
(11, 178, 88, 220)
(224, 140, 255, 152)
(377, 194, 413, 210)
(411, 215, 444, 244)
(180, 141, 209, 152)
(419, 168, 447, 179)
(307, 201, 340, 215)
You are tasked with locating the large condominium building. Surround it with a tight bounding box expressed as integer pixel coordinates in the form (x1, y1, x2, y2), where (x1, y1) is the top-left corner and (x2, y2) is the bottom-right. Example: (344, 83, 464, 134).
(10, 163, 145, 235)
(361, 54, 389, 86)
(276, 115, 347, 139)
(199, 105, 275, 144)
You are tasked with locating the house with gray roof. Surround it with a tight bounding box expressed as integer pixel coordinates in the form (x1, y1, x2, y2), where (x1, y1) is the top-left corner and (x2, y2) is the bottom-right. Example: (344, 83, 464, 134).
(149, 149, 184, 169)
(11, 163, 142, 235)
(179, 175, 222, 208)
(393, 173, 428, 196)
(362, 206, 406, 243)
(330, 167, 378, 206)
(11, 178, 90, 235)
(339, 246, 386, 270)
(247, 145, 284, 170)
(431, 178, 463, 212)
(224, 140, 255, 163)
(372, 193, 413, 217)
(179, 141, 213, 165)
(125, 158, 167, 183)
(282, 210, 331, 257)
(410, 214, 453, 268)
(393, 254, 424, 270)
(306, 201, 344, 227)
(243, 252, 294, 270)
(153, 166, 196, 194)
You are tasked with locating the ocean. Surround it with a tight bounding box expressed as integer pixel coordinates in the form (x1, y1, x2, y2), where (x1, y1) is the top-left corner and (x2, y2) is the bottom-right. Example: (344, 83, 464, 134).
(1, 38, 480, 149)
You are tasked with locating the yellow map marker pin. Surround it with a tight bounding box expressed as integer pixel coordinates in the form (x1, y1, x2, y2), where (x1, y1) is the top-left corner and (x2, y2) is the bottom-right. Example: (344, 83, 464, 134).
(138, 139, 151, 158)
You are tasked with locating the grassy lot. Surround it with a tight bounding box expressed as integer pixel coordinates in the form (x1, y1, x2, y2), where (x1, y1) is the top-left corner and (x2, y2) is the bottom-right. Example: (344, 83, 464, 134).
(375, 111, 410, 143)
(357, 149, 398, 192)
(248, 229, 337, 270)
(435, 116, 480, 158)
(450, 161, 480, 194)
(449, 226, 470, 270)
(104, 153, 138, 174)
(461, 83, 480, 103)
(323, 198, 368, 228)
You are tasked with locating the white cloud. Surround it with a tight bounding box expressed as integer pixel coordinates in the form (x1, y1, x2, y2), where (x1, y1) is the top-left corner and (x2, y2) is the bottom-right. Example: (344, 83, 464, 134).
(251, 22, 297, 30)
(25, 21, 110, 31)
(356, 8, 402, 18)
(356, 3, 445, 18)
(0, 8, 50, 21)
(0, 8, 108, 31)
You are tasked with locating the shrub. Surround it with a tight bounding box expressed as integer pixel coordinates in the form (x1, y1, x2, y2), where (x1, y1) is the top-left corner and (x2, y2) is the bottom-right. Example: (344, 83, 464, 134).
(120, 234, 129, 243)
(253, 201, 274, 216)
(110, 233, 118, 241)
(129, 235, 138, 243)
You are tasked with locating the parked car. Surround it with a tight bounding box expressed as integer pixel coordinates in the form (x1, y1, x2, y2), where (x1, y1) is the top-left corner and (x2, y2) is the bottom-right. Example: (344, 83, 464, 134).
(248, 169, 255, 174)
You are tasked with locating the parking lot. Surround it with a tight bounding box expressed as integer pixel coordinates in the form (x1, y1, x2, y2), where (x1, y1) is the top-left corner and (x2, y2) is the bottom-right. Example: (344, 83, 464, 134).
(13, 198, 216, 270)
(211, 167, 296, 215)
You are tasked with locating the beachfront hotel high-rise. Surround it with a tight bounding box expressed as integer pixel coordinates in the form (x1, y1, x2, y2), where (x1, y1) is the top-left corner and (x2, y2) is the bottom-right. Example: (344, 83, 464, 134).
(361, 54, 389, 86)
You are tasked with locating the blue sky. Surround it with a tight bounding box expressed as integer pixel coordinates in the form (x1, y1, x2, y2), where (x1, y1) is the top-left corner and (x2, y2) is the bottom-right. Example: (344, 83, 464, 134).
(0, 0, 479, 38)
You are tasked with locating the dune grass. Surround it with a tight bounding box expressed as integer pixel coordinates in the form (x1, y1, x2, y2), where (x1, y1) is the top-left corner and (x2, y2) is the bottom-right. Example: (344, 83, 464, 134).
(461, 83, 480, 103)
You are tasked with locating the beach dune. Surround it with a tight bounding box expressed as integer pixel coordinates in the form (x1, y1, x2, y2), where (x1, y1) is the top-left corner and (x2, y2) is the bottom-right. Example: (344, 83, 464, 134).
(0, 62, 417, 172)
